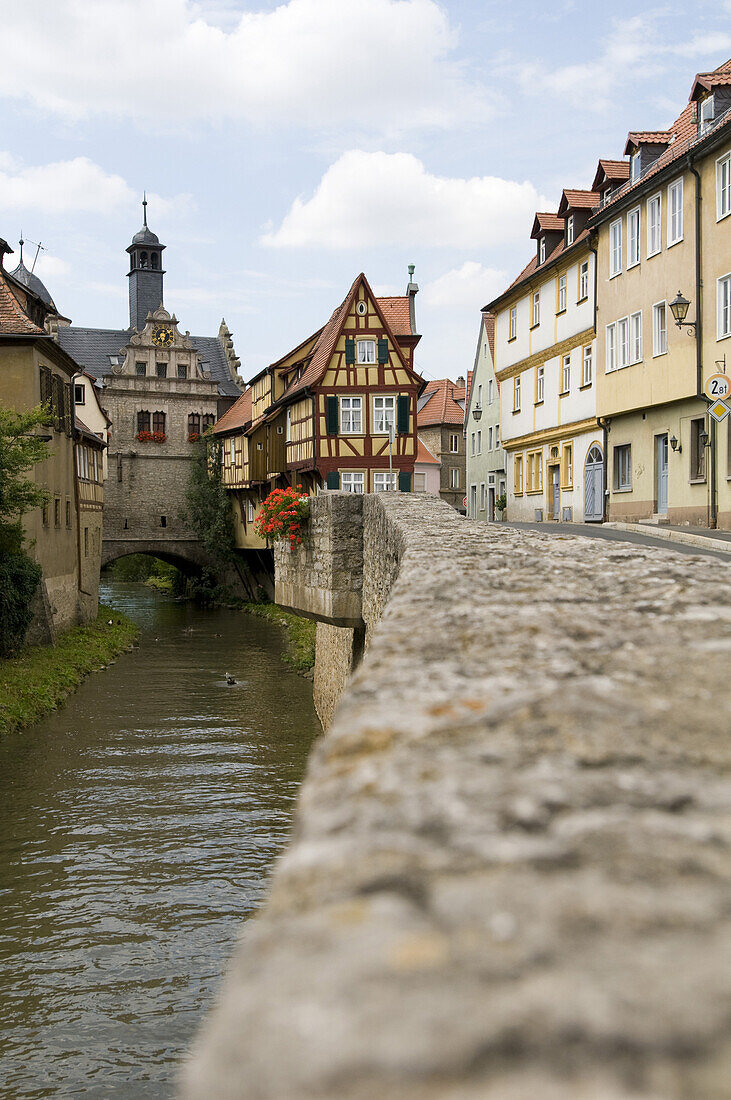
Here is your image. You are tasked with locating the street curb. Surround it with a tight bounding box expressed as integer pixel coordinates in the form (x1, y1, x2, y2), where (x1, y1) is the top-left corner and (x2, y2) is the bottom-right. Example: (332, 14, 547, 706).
(604, 522, 731, 555)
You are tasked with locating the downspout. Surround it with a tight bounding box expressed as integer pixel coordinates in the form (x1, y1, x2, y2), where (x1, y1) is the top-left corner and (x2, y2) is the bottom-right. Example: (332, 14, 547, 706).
(687, 155, 715, 527)
(587, 230, 608, 521)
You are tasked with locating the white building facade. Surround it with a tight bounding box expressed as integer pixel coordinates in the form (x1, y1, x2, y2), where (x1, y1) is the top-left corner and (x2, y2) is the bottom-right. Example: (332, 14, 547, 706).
(465, 313, 506, 520)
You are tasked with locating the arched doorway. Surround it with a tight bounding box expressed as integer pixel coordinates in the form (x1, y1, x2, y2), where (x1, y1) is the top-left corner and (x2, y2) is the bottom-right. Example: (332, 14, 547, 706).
(584, 444, 604, 522)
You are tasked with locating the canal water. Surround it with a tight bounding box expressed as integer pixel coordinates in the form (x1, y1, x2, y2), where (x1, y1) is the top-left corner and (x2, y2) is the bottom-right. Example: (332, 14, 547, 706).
(0, 582, 320, 1098)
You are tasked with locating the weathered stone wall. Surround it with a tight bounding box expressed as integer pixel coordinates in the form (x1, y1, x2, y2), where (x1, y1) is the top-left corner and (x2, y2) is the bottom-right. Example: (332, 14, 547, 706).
(183, 495, 731, 1100)
(313, 622, 356, 730)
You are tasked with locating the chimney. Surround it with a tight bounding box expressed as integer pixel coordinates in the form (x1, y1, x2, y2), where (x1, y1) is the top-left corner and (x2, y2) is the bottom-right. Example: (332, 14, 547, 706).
(406, 262, 419, 334)
(456, 375, 466, 390)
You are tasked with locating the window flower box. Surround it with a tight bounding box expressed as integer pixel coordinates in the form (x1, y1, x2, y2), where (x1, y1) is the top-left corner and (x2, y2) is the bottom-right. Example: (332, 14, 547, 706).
(188, 432, 201, 443)
(136, 430, 167, 443)
(254, 485, 309, 544)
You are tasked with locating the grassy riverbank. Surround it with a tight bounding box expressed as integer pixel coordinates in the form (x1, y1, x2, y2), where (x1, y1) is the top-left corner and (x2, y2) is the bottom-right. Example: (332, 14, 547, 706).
(0, 606, 139, 738)
(242, 602, 316, 672)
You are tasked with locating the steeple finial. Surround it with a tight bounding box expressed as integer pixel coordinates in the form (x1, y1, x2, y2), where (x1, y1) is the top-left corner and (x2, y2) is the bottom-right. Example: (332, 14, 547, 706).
(19, 232, 24, 266)
(142, 192, 148, 227)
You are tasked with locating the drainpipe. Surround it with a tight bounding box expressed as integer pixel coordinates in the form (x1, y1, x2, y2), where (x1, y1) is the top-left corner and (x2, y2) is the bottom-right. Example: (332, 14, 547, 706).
(598, 416, 611, 521)
(687, 154, 715, 528)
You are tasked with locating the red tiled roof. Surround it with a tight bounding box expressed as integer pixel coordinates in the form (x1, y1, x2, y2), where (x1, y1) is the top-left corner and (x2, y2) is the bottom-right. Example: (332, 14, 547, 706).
(416, 437, 440, 464)
(418, 378, 466, 427)
(486, 225, 590, 308)
(483, 312, 495, 360)
(591, 159, 630, 190)
(377, 296, 412, 336)
(624, 130, 673, 154)
(213, 387, 252, 434)
(531, 212, 563, 238)
(559, 189, 600, 213)
(0, 269, 45, 335)
(691, 69, 731, 99)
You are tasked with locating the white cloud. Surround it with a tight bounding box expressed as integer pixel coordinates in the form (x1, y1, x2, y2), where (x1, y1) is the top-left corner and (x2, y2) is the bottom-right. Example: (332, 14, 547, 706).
(421, 262, 506, 310)
(261, 151, 548, 249)
(0, 0, 490, 133)
(32, 254, 71, 281)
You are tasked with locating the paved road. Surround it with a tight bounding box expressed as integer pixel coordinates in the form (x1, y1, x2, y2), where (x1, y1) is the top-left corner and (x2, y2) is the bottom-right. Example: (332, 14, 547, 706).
(502, 520, 731, 561)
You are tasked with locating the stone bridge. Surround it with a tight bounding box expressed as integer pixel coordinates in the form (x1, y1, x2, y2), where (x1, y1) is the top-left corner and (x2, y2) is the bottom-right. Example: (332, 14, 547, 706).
(183, 494, 731, 1100)
(101, 537, 273, 599)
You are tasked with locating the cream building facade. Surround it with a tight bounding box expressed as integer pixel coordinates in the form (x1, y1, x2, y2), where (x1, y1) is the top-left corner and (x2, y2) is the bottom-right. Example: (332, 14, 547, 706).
(464, 313, 507, 520)
(591, 60, 731, 528)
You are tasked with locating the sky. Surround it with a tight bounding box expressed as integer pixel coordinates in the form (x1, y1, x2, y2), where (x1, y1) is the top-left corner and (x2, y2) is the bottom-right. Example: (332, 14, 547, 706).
(1, 0, 729, 382)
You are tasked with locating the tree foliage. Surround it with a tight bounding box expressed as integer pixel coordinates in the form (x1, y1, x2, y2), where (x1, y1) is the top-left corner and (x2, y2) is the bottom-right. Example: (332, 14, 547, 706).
(184, 439, 236, 563)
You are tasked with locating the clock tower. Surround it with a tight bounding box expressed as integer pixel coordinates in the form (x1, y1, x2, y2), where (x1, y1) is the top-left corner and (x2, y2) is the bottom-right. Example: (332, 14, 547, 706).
(126, 194, 166, 332)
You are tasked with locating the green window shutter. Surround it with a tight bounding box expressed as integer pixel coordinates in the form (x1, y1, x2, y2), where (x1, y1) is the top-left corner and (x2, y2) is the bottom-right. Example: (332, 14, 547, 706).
(378, 338, 389, 364)
(398, 471, 411, 493)
(345, 337, 355, 364)
(396, 394, 410, 434)
(326, 395, 339, 434)
(326, 471, 340, 490)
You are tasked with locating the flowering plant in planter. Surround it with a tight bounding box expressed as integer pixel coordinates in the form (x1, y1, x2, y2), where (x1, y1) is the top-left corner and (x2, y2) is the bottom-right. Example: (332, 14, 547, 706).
(188, 432, 201, 443)
(254, 485, 309, 544)
(136, 430, 167, 444)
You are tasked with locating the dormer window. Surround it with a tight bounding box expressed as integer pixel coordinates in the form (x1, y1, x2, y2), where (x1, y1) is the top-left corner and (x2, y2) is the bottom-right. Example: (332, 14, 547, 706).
(700, 95, 715, 134)
(630, 151, 641, 182)
(566, 215, 574, 245)
(539, 237, 546, 264)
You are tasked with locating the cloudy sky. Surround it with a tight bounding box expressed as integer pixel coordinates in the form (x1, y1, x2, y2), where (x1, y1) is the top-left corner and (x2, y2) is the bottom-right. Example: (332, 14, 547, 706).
(2, 0, 729, 380)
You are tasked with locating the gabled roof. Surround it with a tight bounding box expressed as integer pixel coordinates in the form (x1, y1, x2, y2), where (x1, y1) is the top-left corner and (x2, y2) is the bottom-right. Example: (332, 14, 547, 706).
(417, 378, 466, 427)
(377, 296, 412, 336)
(212, 387, 252, 434)
(416, 437, 440, 465)
(623, 130, 673, 154)
(558, 189, 599, 215)
(690, 68, 731, 100)
(591, 159, 630, 191)
(530, 212, 563, 239)
(483, 312, 495, 360)
(0, 267, 46, 335)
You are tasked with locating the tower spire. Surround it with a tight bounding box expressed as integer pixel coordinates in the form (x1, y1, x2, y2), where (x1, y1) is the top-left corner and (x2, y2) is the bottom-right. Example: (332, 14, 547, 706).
(18, 232, 23, 266)
(142, 192, 148, 228)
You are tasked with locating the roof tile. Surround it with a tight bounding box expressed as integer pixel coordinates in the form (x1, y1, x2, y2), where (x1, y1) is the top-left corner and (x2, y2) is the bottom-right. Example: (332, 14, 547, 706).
(0, 269, 45, 335)
(417, 378, 466, 427)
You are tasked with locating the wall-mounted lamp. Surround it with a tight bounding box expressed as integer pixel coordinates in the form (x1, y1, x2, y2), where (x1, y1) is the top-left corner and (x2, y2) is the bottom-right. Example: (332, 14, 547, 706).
(699, 428, 710, 449)
(669, 290, 697, 336)
(472, 404, 482, 421)
(669, 434, 681, 453)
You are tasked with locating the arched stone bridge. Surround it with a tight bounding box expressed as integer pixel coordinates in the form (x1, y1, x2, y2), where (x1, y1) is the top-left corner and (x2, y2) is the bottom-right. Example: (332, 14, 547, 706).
(101, 537, 274, 599)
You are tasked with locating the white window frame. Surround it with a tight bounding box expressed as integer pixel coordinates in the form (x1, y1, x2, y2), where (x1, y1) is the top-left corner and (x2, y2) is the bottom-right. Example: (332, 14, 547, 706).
(514, 374, 521, 411)
(630, 150, 641, 182)
(653, 301, 668, 357)
(449, 433, 459, 453)
(536, 364, 544, 403)
(717, 151, 731, 221)
(718, 273, 731, 340)
(470, 432, 476, 456)
(487, 425, 493, 450)
(561, 354, 570, 394)
(539, 237, 546, 264)
(74, 383, 85, 406)
(372, 395, 396, 434)
(630, 311, 643, 364)
(449, 467, 460, 489)
(477, 384, 482, 406)
(606, 322, 617, 372)
(229, 437, 236, 464)
(495, 424, 500, 446)
(579, 261, 589, 301)
(373, 470, 397, 492)
(356, 338, 376, 364)
(340, 395, 363, 434)
(342, 471, 365, 494)
(647, 193, 661, 257)
(582, 345, 593, 386)
(509, 306, 517, 340)
(609, 218, 622, 277)
(566, 215, 574, 245)
(667, 178, 683, 246)
(476, 430, 481, 454)
(700, 94, 715, 134)
(614, 444, 632, 491)
(558, 273, 567, 312)
(627, 206, 640, 268)
(532, 290, 540, 326)
(617, 317, 629, 369)
(488, 379, 494, 404)
(247, 499, 255, 522)
(479, 483, 486, 510)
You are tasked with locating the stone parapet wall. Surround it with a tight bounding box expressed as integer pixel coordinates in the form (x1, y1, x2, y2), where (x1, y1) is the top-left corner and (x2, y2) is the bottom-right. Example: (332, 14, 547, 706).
(183, 495, 731, 1099)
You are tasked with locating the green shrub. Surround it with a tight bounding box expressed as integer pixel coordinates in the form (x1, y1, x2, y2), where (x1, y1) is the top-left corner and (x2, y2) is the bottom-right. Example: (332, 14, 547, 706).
(0, 549, 42, 658)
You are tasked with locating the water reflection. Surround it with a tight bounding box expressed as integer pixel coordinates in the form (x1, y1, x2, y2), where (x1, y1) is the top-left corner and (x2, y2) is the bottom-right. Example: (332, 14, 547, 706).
(0, 582, 319, 1097)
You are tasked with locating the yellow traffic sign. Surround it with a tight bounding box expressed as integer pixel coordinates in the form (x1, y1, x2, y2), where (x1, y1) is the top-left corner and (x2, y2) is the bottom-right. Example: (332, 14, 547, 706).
(708, 399, 730, 423)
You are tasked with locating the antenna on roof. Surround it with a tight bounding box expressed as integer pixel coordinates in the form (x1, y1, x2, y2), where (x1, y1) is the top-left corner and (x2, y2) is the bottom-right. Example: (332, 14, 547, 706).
(26, 237, 46, 274)
(142, 192, 148, 227)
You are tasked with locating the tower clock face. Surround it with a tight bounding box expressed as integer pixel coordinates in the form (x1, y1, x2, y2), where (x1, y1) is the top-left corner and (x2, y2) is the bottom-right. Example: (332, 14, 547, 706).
(152, 325, 174, 348)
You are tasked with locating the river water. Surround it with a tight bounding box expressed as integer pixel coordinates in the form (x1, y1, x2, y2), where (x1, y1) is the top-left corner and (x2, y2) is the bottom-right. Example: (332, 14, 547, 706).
(0, 582, 319, 1098)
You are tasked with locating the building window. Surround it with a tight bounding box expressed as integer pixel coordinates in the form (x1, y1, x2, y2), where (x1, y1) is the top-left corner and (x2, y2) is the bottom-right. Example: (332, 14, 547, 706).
(372, 395, 396, 434)
(414, 472, 426, 491)
(514, 453, 524, 494)
(449, 467, 460, 489)
(488, 379, 494, 404)
(526, 450, 543, 492)
(137, 410, 150, 433)
(487, 425, 493, 450)
(74, 383, 85, 405)
(627, 206, 640, 267)
(647, 193, 661, 256)
(617, 317, 629, 368)
(700, 94, 715, 134)
(579, 261, 589, 301)
(509, 307, 517, 340)
(606, 323, 616, 372)
(356, 339, 375, 364)
(476, 430, 481, 454)
(630, 150, 641, 182)
(477, 384, 482, 407)
(202, 413, 215, 431)
(449, 433, 459, 453)
(718, 274, 731, 339)
(668, 178, 683, 245)
(613, 444, 632, 490)
(653, 301, 667, 356)
(513, 375, 521, 412)
(342, 471, 365, 493)
(374, 471, 397, 492)
(690, 418, 707, 481)
(630, 312, 643, 363)
(582, 345, 593, 386)
(561, 442, 573, 488)
(136, 361, 146, 377)
(536, 364, 544, 403)
(609, 218, 622, 276)
(156, 362, 167, 379)
(54, 498, 60, 528)
(340, 396, 363, 434)
(42, 502, 49, 527)
(495, 424, 499, 446)
(188, 413, 201, 437)
(160, 515, 167, 528)
(539, 237, 546, 264)
(177, 364, 187, 379)
(561, 355, 570, 394)
(566, 215, 574, 245)
(228, 438, 236, 465)
(470, 432, 475, 456)
(248, 500, 255, 522)
(152, 411, 166, 435)
(65, 500, 71, 527)
(558, 273, 567, 312)
(479, 483, 486, 510)
(718, 152, 731, 221)
(531, 290, 540, 327)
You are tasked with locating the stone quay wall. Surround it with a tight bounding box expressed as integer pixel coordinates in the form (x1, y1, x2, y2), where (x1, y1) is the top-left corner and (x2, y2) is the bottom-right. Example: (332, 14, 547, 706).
(183, 494, 731, 1100)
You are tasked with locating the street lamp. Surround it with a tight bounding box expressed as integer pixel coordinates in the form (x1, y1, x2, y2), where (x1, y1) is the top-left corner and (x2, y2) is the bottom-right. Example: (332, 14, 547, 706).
(669, 434, 681, 453)
(472, 404, 482, 422)
(669, 290, 697, 335)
